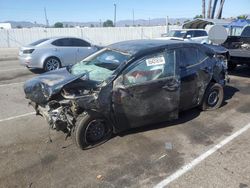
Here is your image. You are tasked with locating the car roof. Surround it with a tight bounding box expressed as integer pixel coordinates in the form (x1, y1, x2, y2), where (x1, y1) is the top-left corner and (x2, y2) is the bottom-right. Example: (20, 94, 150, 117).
(108, 39, 188, 55)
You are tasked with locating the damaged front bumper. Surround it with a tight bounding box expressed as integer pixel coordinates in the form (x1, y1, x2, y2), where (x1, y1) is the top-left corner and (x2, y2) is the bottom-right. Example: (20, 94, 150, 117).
(29, 100, 75, 134)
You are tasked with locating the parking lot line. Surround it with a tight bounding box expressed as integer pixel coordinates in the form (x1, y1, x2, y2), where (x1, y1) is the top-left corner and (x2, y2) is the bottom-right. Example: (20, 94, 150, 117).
(0, 112, 35, 123)
(0, 67, 25, 72)
(154, 122, 250, 188)
(0, 82, 24, 87)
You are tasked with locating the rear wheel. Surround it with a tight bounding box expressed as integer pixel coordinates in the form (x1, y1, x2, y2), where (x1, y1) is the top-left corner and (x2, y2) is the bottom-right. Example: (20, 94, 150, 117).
(44, 57, 61, 71)
(72, 113, 112, 150)
(201, 83, 224, 111)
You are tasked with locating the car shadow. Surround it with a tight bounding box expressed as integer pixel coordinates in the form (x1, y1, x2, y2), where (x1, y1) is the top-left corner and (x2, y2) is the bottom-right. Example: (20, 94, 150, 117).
(118, 108, 201, 137)
(221, 85, 239, 107)
(28, 68, 45, 74)
(228, 65, 250, 78)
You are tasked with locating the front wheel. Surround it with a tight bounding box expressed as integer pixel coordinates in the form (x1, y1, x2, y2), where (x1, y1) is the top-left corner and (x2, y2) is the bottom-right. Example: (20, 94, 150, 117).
(200, 83, 224, 111)
(72, 113, 112, 150)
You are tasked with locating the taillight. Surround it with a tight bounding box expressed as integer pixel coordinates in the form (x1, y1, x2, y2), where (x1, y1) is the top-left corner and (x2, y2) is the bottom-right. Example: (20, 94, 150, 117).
(23, 49, 35, 54)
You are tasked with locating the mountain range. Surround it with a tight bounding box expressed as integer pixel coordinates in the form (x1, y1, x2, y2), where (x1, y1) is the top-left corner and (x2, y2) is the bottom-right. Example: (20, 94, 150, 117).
(2, 18, 190, 28)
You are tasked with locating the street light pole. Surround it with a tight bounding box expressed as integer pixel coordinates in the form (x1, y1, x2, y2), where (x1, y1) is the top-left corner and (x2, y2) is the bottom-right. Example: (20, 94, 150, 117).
(114, 3, 117, 27)
(132, 9, 135, 26)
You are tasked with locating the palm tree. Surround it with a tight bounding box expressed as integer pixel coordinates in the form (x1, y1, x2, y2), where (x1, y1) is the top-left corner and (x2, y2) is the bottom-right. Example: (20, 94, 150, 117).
(207, 0, 212, 18)
(202, 0, 206, 18)
(216, 0, 225, 19)
(211, 0, 218, 19)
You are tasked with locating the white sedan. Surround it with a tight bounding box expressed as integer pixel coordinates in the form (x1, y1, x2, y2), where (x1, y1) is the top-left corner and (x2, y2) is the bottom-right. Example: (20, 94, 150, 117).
(158, 29, 210, 44)
(19, 37, 100, 71)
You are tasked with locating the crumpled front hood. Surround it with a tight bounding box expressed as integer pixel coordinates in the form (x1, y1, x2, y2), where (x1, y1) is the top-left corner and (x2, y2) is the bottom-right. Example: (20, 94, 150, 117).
(24, 68, 83, 105)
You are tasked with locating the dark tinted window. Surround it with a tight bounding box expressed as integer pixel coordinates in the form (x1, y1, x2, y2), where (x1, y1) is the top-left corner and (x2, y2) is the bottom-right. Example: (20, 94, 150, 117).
(179, 48, 198, 67)
(52, 38, 72, 46)
(29, 38, 49, 46)
(241, 26, 250, 37)
(186, 31, 194, 38)
(70, 38, 90, 47)
(193, 30, 208, 37)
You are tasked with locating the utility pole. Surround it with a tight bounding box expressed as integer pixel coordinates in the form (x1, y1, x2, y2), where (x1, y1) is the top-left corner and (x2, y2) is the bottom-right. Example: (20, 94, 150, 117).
(44, 7, 49, 27)
(166, 16, 169, 33)
(132, 9, 135, 26)
(99, 19, 102, 27)
(114, 3, 117, 27)
(207, 0, 212, 18)
(148, 17, 151, 26)
(202, 0, 206, 18)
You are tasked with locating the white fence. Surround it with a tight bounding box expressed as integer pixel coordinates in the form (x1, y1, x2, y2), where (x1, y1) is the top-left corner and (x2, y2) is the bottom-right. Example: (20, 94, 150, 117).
(0, 26, 181, 48)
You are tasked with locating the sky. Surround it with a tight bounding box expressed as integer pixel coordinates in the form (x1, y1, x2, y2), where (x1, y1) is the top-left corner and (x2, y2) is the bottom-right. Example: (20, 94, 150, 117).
(0, 0, 249, 24)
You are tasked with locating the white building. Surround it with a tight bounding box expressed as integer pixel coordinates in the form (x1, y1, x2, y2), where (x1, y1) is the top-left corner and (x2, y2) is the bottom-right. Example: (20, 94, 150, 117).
(0, 23, 12, 29)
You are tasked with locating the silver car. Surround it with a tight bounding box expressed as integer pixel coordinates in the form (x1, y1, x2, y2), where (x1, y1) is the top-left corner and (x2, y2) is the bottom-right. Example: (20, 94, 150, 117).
(19, 37, 99, 71)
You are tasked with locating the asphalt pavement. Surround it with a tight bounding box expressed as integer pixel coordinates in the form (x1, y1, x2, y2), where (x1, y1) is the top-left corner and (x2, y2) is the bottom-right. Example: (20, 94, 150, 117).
(0, 59, 249, 188)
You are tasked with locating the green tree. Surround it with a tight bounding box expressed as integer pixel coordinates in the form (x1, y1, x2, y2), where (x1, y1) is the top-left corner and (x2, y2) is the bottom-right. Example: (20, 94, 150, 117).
(194, 15, 203, 19)
(54, 22, 64, 28)
(237, 15, 248, 20)
(90, 24, 95, 27)
(103, 20, 114, 27)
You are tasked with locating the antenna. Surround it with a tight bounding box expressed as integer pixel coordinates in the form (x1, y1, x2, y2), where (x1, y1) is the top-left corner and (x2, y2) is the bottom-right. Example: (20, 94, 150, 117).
(132, 9, 135, 26)
(44, 7, 49, 27)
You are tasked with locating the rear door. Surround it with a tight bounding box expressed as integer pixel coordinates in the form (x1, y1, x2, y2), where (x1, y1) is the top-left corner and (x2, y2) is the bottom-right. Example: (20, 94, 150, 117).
(178, 45, 211, 110)
(112, 49, 180, 129)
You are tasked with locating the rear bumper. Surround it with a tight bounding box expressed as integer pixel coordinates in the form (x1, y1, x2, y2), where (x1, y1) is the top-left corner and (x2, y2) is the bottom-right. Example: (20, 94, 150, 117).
(18, 55, 43, 69)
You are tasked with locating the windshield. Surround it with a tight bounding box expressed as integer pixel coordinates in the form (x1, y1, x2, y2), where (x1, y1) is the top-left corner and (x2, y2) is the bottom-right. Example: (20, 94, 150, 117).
(71, 49, 130, 82)
(166, 30, 187, 38)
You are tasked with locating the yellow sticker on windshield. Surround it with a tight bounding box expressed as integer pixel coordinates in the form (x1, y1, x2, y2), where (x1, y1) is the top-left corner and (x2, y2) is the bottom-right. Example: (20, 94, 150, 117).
(146, 55, 165, 66)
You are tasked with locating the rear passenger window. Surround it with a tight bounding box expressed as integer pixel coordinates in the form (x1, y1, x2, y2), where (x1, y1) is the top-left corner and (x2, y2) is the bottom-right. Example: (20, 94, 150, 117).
(70, 39, 90, 47)
(52, 38, 71, 46)
(179, 48, 198, 67)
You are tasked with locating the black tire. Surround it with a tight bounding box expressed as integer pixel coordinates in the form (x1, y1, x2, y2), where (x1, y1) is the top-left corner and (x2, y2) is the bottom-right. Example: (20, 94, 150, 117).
(72, 113, 112, 150)
(44, 57, 61, 72)
(200, 83, 224, 111)
(227, 61, 237, 71)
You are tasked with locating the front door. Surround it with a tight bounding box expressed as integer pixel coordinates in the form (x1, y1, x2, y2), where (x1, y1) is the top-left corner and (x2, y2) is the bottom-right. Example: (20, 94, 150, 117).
(112, 50, 180, 129)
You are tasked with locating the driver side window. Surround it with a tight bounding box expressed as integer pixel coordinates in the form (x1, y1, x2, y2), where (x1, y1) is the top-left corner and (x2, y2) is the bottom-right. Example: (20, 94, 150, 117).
(124, 50, 176, 86)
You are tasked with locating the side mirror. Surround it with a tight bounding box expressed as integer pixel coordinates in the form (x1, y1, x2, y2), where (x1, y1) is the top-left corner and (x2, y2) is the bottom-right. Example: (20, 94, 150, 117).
(186, 35, 192, 39)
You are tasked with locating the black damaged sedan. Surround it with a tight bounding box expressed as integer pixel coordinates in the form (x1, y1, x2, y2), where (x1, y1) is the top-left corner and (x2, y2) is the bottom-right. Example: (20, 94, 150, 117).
(24, 40, 228, 149)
